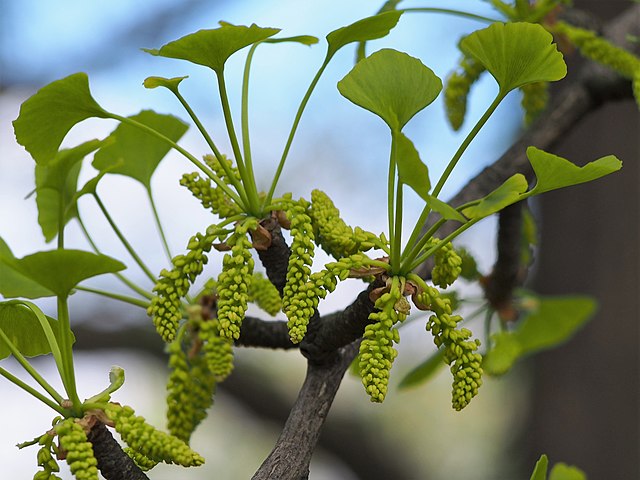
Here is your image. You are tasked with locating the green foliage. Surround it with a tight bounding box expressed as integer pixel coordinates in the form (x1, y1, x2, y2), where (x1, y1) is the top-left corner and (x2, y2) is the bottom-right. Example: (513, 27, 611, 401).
(0, 303, 72, 360)
(92, 110, 188, 188)
(462, 174, 528, 219)
(0, 239, 53, 299)
(483, 294, 596, 375)
(326, 11, 402, 59)
(460, 22, 566, 96)
(397, 348, 445, 390)
(12, 73, 108, 165)
(338, 48, 442, 132)
(529, 454, 587, 480)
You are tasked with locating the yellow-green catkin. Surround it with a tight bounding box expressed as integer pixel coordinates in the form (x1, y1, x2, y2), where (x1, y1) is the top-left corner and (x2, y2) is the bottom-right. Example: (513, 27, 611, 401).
(55, 419, 98, 480)
(180, 172, 241, 218)
(147, 225, 223, 342)
(105, 404, 204, 467)
(554, 21, 640, 79)
(429, 239, 463, 289)
(359, 277, 406, 403)
(248, 272, 282, 316)
(309, 189, 377, 259)
(166, 339, 217, 443)
(33, 433, 61, 480)
(418, 286, 482, 410)
(123, 447, 158, 472)
(520, 82, 549, 125)
(216, 220, 256, 340)
(282, 199, 316, 343)
(204, 153, 241, 184)
(444, 54, 485, 131)
(199, 317, 234, 381)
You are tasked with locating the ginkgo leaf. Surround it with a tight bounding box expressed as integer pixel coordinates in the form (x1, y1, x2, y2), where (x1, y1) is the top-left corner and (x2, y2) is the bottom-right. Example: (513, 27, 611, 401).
(0, 239, 53, 299)
(338, 48, 442, 131)
(397, 348, 445, 390)
(0, 303, 72, 360)
(530, 455, 549, 480)
(3, 250, 126, 297)
(12, 73, 109, 165)
(143, 24, 280, 73)
(266, 35, 319, 46)
(459, 22, 566, 95)
(92, 110, 188, 188)
(426, 195, 467, 222)
(462, 174, 528, 219)
(549, 463, 586, 480)
(326, 10, 402, 59)
(143, 76, 188, 92)
(396, 132, 430, 199)
(526, 146, 622, 195)
(35, 139, 103, 242)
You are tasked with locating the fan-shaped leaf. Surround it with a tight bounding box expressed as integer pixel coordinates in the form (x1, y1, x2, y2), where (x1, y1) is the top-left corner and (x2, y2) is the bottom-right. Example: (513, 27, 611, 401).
(0, 239, 53, 299)
(327, 11, 402, 59)
(459, 22, 566, 95)
(530, 454, 549, 480)
(338, 48, 442, 131)
(35, 139, 103, 242)
(12, 73, 108, 165)
(549, 464, 586, 480)
(426, 195, 467, 222)
(396, 132, 430, 199)
(143, 76, 188, 92)
(527, 146, 622, 195)
(398, 348, 445, 390)
(143, 24, 280, 73)
(266, 35, 319, 46)
(462, 174, 528, 219)
(4, 250, 126, 297)
(0, 303, 72, 360)
(92, 110, 188, 188)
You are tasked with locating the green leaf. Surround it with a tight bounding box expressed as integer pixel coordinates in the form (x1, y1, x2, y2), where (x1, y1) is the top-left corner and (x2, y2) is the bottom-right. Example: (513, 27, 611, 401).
(143, 76, 188, 92)
(426, 195, 467, 222)
(4, 250, 126, 297)
(12, 73, 109, 165)
(326, 10, 402, 59)
(462, 174, 528, 219)
(549, 463, 586, 480)
(35, 139, 103, 242)
(527, 146, 622, 195)
(143, 24, 280, 73)
(398, 348, 445, 390)
(0, 239, 53, 299)
(92, 110, 188, 188)
(530, 454, 549, 480)
(396, 132, 430, 199)
(0, 303, 72, 360)
(459, 22, 566, 95)
(338, 48, 442, 131)
(266, 35, 319, 46)
(484, 295, 596, 376)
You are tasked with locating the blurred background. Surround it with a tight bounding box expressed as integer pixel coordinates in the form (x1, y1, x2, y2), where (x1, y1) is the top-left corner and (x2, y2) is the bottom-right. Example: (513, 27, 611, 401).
(0, 0, 637, 479)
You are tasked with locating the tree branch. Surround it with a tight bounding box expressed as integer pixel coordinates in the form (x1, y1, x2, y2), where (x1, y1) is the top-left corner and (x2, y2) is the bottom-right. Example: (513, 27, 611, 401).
(87, 422, 149, 480)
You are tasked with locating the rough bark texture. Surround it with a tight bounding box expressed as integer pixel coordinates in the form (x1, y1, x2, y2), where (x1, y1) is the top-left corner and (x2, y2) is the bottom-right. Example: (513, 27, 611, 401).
(87, 423, 149, 480)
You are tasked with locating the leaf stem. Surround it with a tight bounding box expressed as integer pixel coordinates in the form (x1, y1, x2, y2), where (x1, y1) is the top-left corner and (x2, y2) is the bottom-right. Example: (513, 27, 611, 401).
(216, 71, 260, 215)
(146, 187, 173, 263)
(57, 296, 82, 414)
(266, 58, 330, 204)
(0, 367, 66, 414)
(388, 131, 398, 271)
(107, 113, 245, 207)
(400, 217, 447, 273)
(93, 193, 156, 284)
(75, 286, 150, 309)
(432, 93, 505, 198)
(400, 7, 501, 24)
(241, 43, 261, 204)
(0, 327, 64, 405)
(77, 216, 152, 300)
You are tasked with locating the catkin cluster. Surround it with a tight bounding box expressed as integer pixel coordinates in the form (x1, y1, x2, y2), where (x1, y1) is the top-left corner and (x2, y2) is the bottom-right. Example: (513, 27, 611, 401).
(180, 172, 241, 218)
(520, 82, 549, 125)
(166, 339, 217, 443)
(359, 277, 406, 403)
(429, 239, 463, 289)
(147, 225, 223, 342)
(198, 316, 234, 381)
(248, 272, 282, 316)
(444, 54, 485, 131)
(33, 433, 61, 480)
(554, 21, 640, 80)
(105, 404, 204, 467)
(417, 286, 483, 410)
(55, 419, 98, 480)
(309, 189, 378, 259)
(216, 219, 256, 340)
(124, 447, 158, 472)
